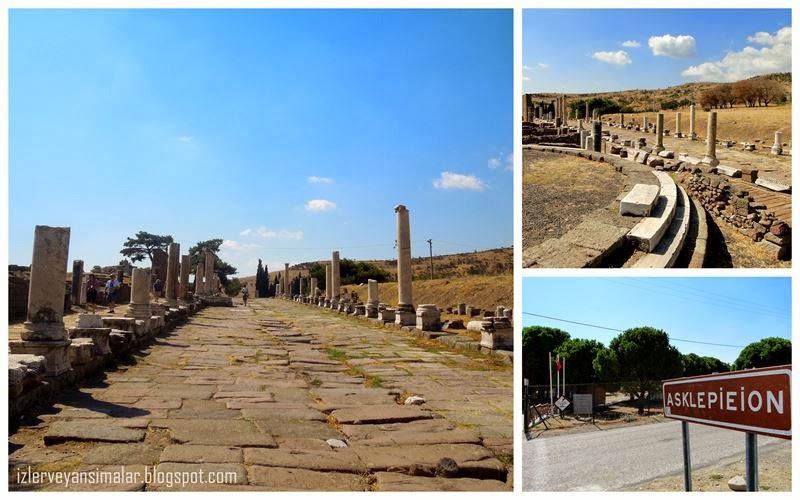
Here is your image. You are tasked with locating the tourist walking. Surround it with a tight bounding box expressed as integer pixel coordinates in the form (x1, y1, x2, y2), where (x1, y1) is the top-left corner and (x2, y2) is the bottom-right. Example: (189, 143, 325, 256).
(241, 284, 249, 306)
(152, 278, 163, 303)
(105, 275, 120, 313)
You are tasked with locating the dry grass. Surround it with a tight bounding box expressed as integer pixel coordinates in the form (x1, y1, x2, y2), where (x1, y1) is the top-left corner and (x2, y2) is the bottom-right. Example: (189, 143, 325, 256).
(342, 274, 512, 311)
(611, 105, 792, 145)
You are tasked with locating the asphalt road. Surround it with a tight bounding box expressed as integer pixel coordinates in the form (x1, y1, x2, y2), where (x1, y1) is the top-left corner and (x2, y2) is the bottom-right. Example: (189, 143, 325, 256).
(522, 420, 788, 491)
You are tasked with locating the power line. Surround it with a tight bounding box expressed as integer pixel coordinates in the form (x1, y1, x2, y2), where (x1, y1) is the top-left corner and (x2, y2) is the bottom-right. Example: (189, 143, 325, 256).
(522, 311, 747, 349)
(605, 279, 790, 320)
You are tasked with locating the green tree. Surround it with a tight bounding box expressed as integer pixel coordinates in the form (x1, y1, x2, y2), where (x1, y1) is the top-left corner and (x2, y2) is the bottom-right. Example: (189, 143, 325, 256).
(308, 259, 391, 288)
(522, 326, 570, 386)
(682, 353, 729, 377)
(733, 337, 791, 370)
(556, 338, 605, 383)
(602, 327, 683, 414)
(120, 231, 173, 265)
(188, 239, 238, 285)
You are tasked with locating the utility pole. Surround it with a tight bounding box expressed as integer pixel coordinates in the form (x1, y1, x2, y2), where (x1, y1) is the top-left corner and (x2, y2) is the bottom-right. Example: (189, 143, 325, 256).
(426, 239, 434, 280)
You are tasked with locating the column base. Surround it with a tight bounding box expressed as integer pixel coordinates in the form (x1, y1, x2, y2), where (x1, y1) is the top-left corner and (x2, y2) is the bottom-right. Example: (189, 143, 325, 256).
(21, 322, 68, 342)
(701, 156, 719, 167)
(9, 339, 72, 376)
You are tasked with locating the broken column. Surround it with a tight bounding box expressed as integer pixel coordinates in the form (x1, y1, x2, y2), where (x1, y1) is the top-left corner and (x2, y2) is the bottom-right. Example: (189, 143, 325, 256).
(771, 131, 783, 155)
(366, 279, 379, 318)
(591, 120, 602, 153)
(654, 113, 665, 153)
(416, 304, 441, 331)
(331, 251, 341, 308)
(9, 226, 72, 376)
(310, 277, 318, 300)
(179, 255, 191, 300)
(127, 267, 152, 327)
(674, 112, 683, 138)
(394, 205, 415, 326)
(689, 104, 697, 140)
(479, 317, 514, 351)
(204, 251, 215, 295)
(702, 111, 719, 167)
(165, 242, 180, 307)
(195, 261, 205, 296)
(642, 115, 648, 131)
(584, 102, 589, 122)
(70, 260, 83, 307)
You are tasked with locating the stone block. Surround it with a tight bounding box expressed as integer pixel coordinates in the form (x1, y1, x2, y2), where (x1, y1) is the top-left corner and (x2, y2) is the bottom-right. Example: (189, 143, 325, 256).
(716, 165, 742, 178)
(69, 338, 96, 365)
(415, 304, 441, 331)
(9, 339, 72, 376)
(620, 184, 659, 216)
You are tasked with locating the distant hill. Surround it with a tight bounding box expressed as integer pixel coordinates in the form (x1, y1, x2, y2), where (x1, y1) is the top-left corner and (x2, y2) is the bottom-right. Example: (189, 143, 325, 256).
(528, 73, 791, 112)
(240, 247, 513, 285)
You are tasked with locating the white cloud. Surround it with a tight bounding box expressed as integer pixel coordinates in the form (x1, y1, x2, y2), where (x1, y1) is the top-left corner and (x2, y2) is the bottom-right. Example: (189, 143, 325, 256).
(307, 176, 333, 184)
(681, 27, 791, 82)
(591, 50, 632, 65)
(177, 135, 194, 143)
(523, 75, 530, 81)
(622, 40, 641, 48)
(433, 171, 486, 191)
(240, 226, 304, 240)
(220, 240, 260, 251)
(488, 152, 513, 171)
(537, 62, 549, 69)
(305, 199, 337, 212)
(648, 34, 696, 59)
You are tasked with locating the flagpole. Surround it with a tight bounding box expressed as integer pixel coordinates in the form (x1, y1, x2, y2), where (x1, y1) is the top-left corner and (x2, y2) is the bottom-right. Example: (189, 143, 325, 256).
(549, 351, 554, 409)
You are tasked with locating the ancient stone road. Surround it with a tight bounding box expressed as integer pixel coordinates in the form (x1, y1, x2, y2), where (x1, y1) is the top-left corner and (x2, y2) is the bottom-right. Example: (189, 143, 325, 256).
(9, 299, 512, 491)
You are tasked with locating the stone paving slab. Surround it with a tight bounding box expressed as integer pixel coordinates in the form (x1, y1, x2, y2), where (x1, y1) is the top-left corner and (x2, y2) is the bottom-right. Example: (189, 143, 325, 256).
(9, 301, 511, 491)
(373, 472, 509, 491)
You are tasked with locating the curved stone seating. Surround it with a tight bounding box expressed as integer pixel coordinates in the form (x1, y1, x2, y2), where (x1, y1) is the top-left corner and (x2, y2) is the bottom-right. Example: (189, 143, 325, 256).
(688, 196, 709, 268)
(632, 185, 691, 268)
(620, 184, 659, 216)
(628, 171, 678, 252)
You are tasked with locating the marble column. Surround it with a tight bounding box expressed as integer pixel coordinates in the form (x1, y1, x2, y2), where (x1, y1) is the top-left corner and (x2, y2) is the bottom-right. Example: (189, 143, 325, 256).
(70, 260, 83, 306)
(654, 113, 665, 153)
(324, 264, 332, 306)
(165, 242, 180, 307)
(642, 115, 647, 131)
(284, 263, 290, 298)
(195, 261, 205, 296)
(366, 279, 379, 318)
(620, 113, 624, 128)
(584, 102, 589, 122)
(127, 267, 152, 323)
(394, 205, 415, 325)
(771, 131, 783, 155)
(702, 111, 719, 167)
(689, 104, 697, 140)
(204, 251, 215, 295)
(179, 255, 191, 300)
(311, 277, 318, 299)
(79, 277, 87, 305)
(674, 112, 683, 138)
(591, 120, 602, 153)
(331, 251, 341, 306)
(10, 226, 72, 376)
(299, 276, 304, 298)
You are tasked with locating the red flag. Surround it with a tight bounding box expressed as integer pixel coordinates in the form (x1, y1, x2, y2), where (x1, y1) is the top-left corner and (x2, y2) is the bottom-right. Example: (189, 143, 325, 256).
(555, 359, 562, 372)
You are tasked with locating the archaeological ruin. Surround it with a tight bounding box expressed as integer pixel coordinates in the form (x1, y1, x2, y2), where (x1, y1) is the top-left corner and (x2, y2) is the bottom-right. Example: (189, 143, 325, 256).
(522, 94, 792, 268)
(8, 205, 513, 492)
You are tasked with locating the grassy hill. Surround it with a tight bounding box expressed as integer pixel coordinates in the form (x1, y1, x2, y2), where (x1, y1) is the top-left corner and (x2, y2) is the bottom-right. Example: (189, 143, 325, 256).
(528, 72, 791, 112)
(238, 247, 513, 309)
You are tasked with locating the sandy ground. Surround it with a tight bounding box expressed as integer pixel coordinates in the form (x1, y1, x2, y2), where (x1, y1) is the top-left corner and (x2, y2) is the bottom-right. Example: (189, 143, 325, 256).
(522, 150, 626, 250)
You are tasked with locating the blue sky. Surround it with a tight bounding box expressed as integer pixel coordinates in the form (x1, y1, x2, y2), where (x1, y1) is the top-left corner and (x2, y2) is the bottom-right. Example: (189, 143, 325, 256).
(523, 9, 791, 93)
(9, 9, 512, 276)
(522, 277, 791, 364)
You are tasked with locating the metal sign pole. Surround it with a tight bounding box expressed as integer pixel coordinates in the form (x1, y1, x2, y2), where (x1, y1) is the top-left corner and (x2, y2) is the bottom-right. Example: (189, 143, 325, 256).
(682, 421, 692, 492)
(523, 378, 530, 433)
(745, 432, 758, 492)
(548, 352, 554, 412)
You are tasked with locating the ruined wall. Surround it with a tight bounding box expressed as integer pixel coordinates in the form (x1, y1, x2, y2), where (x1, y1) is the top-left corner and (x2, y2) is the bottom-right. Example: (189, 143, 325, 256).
(678, 171, 791, 260)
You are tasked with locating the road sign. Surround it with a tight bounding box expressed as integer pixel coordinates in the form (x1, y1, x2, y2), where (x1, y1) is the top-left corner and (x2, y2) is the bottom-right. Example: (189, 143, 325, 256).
(573, 394, 592, 415)
(554, 396, 570, 411)
(663, 365, 791, 439)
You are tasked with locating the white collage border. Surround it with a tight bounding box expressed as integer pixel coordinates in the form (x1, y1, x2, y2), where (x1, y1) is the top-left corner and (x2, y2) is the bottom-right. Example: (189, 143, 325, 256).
(0, 1, 796, 497)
